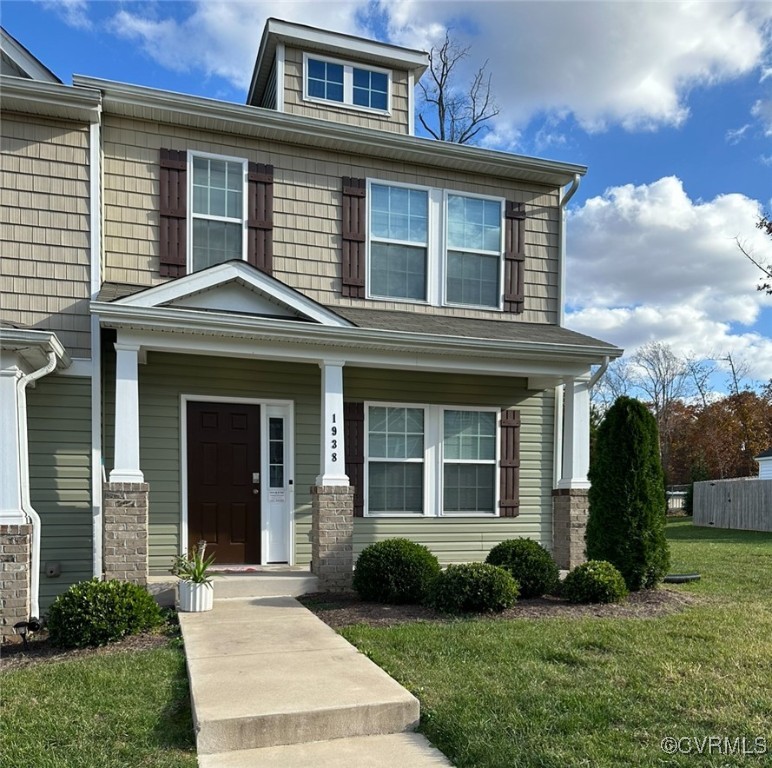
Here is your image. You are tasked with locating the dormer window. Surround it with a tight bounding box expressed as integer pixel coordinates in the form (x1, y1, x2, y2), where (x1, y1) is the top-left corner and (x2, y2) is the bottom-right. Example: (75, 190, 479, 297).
(303, 53, 391, 114)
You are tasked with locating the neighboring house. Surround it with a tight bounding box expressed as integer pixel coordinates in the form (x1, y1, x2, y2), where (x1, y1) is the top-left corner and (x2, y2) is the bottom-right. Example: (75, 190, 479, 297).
(0, 19, 621, 638)
(755, 448, 772, 479)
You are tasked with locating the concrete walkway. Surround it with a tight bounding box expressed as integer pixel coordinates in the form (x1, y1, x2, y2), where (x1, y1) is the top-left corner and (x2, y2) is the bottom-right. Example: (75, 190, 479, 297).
(178, 595, 452, 766)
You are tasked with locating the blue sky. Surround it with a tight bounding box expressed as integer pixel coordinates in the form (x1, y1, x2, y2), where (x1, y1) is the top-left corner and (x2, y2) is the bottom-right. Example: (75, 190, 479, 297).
(4, 0, 772, 384)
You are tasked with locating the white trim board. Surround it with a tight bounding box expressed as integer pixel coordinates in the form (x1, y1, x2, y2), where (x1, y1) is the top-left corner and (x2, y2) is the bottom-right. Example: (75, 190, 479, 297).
(111, 260, 352, 328)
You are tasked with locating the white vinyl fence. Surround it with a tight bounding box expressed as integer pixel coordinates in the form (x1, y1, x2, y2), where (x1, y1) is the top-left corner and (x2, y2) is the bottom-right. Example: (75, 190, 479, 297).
(693, 478, 772, 533)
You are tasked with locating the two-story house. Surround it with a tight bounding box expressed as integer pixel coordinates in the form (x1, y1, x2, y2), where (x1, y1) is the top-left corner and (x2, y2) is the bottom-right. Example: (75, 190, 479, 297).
(0, 19, 621, 638)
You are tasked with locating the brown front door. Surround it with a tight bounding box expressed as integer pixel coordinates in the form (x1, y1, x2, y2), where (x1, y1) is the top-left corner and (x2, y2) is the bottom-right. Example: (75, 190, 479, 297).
(187, 401, 260, 564)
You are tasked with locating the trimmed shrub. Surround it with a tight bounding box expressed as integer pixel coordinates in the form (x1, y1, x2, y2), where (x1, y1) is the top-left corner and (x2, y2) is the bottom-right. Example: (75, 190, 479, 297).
(430, 563, 519, 613)
(353, 539, 441, 604)
(562, 560, 628, 604)
(486, 539, 559, 598)
(587, 396, 670, 590)
(47, 579, 163, 648)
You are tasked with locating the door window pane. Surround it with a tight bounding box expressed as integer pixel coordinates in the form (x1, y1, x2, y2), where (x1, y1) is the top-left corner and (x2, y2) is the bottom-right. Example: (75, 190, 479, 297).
(268, 417, 284, 488)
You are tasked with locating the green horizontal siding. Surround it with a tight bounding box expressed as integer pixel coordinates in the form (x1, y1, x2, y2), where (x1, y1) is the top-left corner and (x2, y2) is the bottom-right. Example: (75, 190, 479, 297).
(27, 375, 92, 610)
(104, 353, 555, 571)
(125, 352, 320, 573)
(345, 367, 555, 560)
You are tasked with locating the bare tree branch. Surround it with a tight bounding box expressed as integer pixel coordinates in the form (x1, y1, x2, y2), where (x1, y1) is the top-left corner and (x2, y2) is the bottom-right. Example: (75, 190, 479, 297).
(737, 215, 772, 294)
(418, 30, 500, 145)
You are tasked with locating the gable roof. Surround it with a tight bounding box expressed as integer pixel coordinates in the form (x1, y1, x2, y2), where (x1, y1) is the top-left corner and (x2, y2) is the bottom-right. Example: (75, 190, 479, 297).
(0, 27, 60, 83)
(97, 260, 353, 328)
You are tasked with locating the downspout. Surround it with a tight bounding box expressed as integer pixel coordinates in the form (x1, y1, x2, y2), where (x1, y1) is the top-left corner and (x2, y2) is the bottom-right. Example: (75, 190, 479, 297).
(17, 351, 57, 619)
(558, 173, 581, 328)
(554, 173, 582, 487)
(588, 355, 610, 389)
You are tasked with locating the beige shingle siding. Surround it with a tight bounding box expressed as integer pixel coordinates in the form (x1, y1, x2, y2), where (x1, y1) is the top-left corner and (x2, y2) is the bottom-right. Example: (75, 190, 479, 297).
(282, 46, 410, 134)
(0, 114, 91, 357)
(102, 115, 560, 324)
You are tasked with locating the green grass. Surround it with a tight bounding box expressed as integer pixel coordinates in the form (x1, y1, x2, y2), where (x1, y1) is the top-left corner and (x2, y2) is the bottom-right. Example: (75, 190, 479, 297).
(342, 519, 772, 768)
(0, 643, 196, 768)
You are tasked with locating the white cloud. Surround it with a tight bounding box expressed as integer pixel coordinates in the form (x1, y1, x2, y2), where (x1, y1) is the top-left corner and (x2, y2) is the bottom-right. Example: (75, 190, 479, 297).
(384, 0, 772, 137)
(751, 98, 772, 135)
(726, 124, 751, 144)
(40, 0, 91, 30)
(566, 177, 772, 378)
(109, 1, 369, 90)
(101, 1, 772, 135)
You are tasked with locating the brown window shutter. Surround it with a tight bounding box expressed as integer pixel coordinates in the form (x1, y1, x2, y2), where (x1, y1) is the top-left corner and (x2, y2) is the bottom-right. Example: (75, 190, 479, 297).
(504, 201, 526, 313)
(341, 177, 366, 299)
(344, 401, 365, 516)
(247, 163, 274, 275)
(499, 408, 521, 517)
(159, 149, 187, 278)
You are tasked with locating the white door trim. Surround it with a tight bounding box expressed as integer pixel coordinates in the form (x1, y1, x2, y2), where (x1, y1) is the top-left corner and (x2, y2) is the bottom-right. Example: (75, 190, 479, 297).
(180, 394, 295, 565)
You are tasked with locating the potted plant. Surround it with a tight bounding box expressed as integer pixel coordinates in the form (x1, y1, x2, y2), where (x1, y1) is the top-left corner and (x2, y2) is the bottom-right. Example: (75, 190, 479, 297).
(171, 540, 216, 612)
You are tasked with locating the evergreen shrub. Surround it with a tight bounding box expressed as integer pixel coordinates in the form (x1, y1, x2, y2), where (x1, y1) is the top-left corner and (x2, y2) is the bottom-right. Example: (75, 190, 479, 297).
(562, 560, 628, 604)
(486, 538, 559, 598)
(430, 562, 519, 613)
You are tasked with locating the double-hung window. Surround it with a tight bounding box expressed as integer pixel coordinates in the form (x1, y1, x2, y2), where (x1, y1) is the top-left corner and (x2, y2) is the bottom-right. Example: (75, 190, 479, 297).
(304, 54, 391, 113)
(365, 404, 499, 516)
(367, 181, 504, 308)
(190, 153, 246, 272)
(367, 406, 425, 514)
(442, 410, 497, 514)
(446, 195, 503, 308)
(369, 184, 429, 301)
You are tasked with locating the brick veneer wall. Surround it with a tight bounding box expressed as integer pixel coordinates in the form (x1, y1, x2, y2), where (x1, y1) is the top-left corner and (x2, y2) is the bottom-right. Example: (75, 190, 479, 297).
(103, 483, 149, 584)
(0, 523, 32, 642)
(552, 488, 589, 570)
(311, 485, 354, 591)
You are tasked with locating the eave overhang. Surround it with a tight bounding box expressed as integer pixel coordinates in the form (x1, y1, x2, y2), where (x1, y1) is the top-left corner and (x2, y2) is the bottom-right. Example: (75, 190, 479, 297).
(0, 328, 71, 371)
(0, 76, 101, 123)
(92, 302, 619, 379)
(71, 76, 586, 187)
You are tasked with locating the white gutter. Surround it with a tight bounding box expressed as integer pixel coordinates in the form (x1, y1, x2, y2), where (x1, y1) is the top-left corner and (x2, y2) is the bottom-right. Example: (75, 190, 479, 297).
(588, 355, 611, 389)
(89, 114, 103, 579)
(558, 173, 581, 328)
(92, 302, 620, 364)
(17, 351, 57, 619)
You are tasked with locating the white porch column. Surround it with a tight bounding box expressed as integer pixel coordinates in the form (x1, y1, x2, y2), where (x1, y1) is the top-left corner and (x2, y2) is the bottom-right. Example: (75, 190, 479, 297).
(0, 355, 25, 523)
(558, 375, 591, 489)
(316, 360, 349, 486)
(109, 343, 144, 483)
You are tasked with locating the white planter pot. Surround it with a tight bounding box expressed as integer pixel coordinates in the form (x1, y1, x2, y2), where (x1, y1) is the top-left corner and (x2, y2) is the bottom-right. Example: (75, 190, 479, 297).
(178, 580, 214, 612)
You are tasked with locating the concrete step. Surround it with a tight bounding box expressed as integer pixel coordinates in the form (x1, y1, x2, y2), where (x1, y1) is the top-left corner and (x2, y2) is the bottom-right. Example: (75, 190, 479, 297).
(198, 732, 453, 767)
(179, 597, 420, 755)
(211, 571, 319, 599)
(147, 570, 319, 604)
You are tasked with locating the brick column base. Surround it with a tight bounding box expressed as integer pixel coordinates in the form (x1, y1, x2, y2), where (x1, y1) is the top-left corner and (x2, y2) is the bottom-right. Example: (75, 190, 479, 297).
(103, 483, 149, 585)
(552, 489, 589, 570)
(311, 486, 354, 591)
(0, 524, 32, 643)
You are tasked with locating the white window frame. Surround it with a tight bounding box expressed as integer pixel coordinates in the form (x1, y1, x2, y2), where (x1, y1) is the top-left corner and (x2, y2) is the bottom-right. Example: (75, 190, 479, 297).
(439, 406, 501, 516)
(302, 52, 392, 115)
(363, 402, 500, 518)
(187, 150, 248, 274)
(366, 179, 505, 310)
(443, 191, 506, 311)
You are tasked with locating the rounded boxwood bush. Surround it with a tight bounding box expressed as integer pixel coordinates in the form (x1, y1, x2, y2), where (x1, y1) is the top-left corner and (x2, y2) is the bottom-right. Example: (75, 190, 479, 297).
(353, 538, 441, 604)
(561, 560, 628, 604)
(430, 562, 519, 614)
(47, 578, 163, 648)
(486, 539, 559, 598)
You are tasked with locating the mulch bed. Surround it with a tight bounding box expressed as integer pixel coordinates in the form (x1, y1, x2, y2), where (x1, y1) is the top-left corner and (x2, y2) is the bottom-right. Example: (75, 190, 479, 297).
(299, 587, 698, 629)
(0, 631, 172, 672)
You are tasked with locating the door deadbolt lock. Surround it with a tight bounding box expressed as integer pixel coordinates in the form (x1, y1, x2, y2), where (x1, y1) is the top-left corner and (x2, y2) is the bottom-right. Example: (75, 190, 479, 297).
(252, 472, 260, 483)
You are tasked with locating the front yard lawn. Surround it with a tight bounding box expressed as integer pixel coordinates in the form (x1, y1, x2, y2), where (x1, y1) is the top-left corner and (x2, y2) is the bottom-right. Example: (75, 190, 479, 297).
(0, 641, 196, 768)
(341, 520, 772, 768)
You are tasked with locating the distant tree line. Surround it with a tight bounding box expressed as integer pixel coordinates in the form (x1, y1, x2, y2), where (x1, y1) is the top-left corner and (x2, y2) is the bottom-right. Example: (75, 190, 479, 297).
(591, 341, 772, 485)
